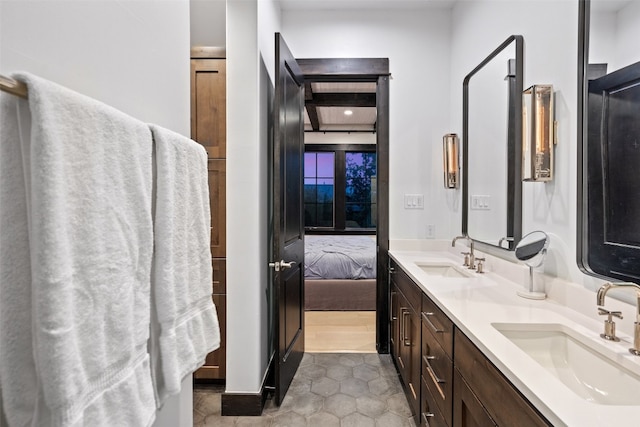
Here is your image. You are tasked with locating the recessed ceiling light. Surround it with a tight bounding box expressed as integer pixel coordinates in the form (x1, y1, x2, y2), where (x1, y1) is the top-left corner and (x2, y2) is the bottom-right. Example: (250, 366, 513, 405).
(344, 110, 353, 116)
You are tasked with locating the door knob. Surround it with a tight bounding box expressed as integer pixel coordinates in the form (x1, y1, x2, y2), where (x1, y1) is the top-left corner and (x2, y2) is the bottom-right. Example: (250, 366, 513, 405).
(268, 260, 296, 272)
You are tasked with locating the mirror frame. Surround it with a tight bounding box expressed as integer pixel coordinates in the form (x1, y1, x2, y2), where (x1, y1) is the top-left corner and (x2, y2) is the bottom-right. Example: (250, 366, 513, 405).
(576, 0, 640, 283)
(577, 0, 590, 274)
(462, 35, 524, 251)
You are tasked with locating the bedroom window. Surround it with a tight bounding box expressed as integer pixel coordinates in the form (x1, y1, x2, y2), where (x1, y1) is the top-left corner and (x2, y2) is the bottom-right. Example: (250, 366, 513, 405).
(304, 152, 335, 227)
(346, 152, 376, 229)
(304, 145, 376, 232)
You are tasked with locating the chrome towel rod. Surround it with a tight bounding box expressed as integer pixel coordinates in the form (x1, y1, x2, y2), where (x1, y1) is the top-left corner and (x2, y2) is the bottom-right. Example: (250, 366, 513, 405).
(0, 75, 28, 99)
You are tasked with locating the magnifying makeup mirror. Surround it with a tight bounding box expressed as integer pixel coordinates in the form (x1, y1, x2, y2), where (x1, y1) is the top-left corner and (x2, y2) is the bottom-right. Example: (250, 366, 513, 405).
(515, 230, 549, 300)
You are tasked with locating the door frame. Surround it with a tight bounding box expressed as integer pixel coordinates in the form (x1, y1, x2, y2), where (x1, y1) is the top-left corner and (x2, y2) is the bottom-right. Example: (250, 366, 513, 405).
(296, 58, 391, 353)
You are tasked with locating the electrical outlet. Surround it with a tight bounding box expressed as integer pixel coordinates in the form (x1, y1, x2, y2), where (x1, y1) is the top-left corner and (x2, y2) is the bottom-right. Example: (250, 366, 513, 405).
(426, 224, 435, 239)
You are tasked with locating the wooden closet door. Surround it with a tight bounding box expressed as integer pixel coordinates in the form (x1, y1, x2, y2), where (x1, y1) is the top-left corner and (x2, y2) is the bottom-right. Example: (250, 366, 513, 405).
(191, 51, 226, 381)
(191, 59, 226, 159)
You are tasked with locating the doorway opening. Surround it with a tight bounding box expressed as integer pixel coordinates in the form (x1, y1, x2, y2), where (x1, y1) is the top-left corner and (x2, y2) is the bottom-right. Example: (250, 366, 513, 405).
(296, 59, 390, 356)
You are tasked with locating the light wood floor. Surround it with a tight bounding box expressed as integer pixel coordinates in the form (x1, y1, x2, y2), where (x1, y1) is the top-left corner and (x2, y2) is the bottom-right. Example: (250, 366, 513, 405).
(304, 310, 377, 353)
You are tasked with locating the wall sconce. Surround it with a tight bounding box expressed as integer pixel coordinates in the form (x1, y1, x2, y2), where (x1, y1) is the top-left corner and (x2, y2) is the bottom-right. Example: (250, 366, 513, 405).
(522, 85, 556, 182)
(443, 133, 459, 189)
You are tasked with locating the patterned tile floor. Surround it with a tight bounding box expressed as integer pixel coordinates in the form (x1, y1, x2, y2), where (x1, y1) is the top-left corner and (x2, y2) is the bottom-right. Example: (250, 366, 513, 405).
(193, 353, 416, 426)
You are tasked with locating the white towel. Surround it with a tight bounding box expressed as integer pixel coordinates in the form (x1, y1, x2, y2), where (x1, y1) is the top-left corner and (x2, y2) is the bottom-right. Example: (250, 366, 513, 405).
(149, 124, 219, 407)
(0, 90, 38, 427)
(0, 73, 157, 427)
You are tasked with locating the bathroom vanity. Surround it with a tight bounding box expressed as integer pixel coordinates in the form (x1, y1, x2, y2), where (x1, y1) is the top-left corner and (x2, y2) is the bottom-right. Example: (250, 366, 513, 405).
(388, 247, 640, 427)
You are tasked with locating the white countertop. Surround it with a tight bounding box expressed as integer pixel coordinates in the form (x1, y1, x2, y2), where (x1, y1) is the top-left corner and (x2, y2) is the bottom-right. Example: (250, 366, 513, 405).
(388, 248, 640, 427)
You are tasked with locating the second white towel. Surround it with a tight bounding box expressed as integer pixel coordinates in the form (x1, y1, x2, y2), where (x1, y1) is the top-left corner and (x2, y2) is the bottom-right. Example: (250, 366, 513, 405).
(149, 124, 220, 407)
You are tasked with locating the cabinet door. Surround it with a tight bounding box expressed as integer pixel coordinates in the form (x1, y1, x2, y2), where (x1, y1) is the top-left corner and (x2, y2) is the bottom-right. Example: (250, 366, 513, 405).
(194, 294, 226, 379)
(408, 306, 422, 423)
(208, 159, 226, 258)
(191, 58, 226, 158)
(453, 369, 496, 427)
(454, 330, 550, 427)
(398, 293, 420, 420)
(390, 284, 399, 359)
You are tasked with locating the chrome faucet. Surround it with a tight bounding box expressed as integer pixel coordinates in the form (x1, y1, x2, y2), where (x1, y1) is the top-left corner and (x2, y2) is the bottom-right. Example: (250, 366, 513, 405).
(452, 235, 476, 269)
(596, 282, 640, 356)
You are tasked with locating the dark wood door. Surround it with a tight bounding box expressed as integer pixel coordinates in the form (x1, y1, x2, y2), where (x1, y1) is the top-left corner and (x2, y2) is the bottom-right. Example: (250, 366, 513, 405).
(272, 33, 305, 405)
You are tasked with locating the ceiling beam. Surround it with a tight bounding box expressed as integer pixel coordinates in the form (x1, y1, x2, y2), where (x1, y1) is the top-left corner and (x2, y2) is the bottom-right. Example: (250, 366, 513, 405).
(306, 92, 376, 107)
(304, 82, 320, 131)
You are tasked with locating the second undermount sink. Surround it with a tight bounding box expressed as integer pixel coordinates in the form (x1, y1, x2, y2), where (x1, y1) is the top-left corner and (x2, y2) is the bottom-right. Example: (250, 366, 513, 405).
(415, 262, 472, 278)
(493, 322, 640, 406)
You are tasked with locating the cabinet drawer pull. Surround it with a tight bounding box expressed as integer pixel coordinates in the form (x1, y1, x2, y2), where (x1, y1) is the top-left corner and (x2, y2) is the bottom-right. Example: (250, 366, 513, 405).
(422, 412, 434, 427)
(423, 355, 446, 399)
(390, 290, 397, 320)
(422, 311, 444, 334)
(403, 310, 411, 346)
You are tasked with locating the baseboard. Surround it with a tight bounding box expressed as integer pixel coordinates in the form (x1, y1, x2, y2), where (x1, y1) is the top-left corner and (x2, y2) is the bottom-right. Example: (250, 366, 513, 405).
(221, 354, 275, 416)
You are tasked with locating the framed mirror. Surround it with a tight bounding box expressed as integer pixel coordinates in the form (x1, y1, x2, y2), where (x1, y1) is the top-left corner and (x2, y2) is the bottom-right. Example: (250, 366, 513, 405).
(462, 35, 523, 251)
(577, 0, 640, 283)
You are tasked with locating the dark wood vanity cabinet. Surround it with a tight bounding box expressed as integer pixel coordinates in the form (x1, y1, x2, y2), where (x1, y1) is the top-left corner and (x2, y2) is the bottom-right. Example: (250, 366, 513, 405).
(421, 293, 454, 426)
(454, 330, 550, 427)
(389, 261, 421, 421)
(389, 260, 551, 427)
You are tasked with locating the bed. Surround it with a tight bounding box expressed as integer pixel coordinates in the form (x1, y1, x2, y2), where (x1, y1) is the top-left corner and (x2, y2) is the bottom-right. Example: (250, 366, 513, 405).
(304, 235, 377, 311)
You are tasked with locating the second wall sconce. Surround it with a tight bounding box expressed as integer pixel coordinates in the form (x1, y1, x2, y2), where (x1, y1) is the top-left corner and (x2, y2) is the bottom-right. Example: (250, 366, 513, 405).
(443, 133, 459, 189)
(522, 84, 556, 182)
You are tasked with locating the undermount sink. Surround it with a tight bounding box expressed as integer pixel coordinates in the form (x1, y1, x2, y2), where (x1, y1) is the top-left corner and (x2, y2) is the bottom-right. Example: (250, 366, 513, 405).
(493, 323, 640, 406)
(415, 262, 472, 278)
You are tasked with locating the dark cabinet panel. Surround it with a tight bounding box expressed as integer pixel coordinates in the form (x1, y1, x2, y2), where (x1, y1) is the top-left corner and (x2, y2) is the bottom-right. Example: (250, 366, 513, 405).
(390, 262, 421, 422)
(421, 292, 453, 357)
(453, 369, 496, 427)
(422, 321, 453, 426)
(208, 159, 226, 259)
(454, 330, 550, 427)
(191, 58, 226, 159)
(421, 378, 448, 427)
(192, 55, 226, 381)
(194, 294, 226, 379)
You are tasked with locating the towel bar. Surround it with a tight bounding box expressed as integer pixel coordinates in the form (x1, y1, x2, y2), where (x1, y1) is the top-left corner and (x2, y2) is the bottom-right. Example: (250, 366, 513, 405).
(0, 75, 28, 99)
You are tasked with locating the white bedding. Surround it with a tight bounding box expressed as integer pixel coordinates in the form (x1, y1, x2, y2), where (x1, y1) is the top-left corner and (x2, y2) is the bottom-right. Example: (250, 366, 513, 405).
(305, 235, 376, 280)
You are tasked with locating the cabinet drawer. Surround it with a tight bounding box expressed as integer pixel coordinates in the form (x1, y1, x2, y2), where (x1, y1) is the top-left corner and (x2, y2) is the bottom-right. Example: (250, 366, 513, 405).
(453, 368, 496, 427)
(454, 330, 550, 427)
(391, 261, 421, 312)
(421, 379, 448, 427)
(422, 323, 453, 426)
(422, 293, 454, 358)
(212, 258, 226, 294)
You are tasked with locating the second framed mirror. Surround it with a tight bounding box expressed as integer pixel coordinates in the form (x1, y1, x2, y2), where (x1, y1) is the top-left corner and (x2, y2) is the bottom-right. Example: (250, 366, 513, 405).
(462, 35, 524, 251)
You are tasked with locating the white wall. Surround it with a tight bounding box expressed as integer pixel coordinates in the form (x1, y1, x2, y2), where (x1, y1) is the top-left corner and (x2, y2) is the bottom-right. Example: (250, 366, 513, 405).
(190, 0, 226, 47)
(281, 7, 456, 241)
(0, 1, 193, 425)
(591, 0, 640, 73)
(0, 0, 190, 136)
(225, 0, 282, 394)
(449, 0, 600, 288)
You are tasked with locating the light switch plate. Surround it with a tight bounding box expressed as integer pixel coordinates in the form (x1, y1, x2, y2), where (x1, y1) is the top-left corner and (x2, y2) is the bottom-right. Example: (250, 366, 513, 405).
(470, 195, 491, 210)
(404, 194, 424, 209)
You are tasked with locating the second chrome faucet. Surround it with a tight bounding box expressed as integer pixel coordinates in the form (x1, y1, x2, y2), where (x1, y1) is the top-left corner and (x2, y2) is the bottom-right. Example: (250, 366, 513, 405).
(597, 282, 640, 356)
(452, 235, 476, 270)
